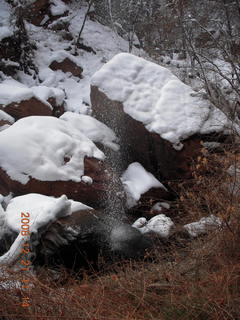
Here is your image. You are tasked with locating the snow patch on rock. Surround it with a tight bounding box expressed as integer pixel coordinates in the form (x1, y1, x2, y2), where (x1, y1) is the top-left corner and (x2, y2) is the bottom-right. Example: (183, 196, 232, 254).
(60, 111, 119, 151)
(121, 162, 167, 208)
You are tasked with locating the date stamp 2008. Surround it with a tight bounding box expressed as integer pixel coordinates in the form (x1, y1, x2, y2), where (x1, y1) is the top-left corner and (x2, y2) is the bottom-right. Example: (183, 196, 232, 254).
(20, 212, 31, 308)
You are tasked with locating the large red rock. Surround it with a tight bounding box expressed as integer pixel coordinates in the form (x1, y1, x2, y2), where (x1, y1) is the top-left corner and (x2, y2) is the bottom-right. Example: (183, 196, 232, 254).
(91, 86, 202, 182)
(0, 157, 122, 208)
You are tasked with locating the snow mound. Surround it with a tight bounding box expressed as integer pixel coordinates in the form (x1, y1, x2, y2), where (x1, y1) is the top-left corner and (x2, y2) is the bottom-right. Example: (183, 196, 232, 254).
(91, 53, 230, 145)
(60, 111, 119, 151)
(0, 116, 105, 184)
(50, 0, 68, 16)
(121, 162, 167, 208)
(0, 79, 65, 108)
(132, 214, 174, 237)
(184, 215, 222, 237)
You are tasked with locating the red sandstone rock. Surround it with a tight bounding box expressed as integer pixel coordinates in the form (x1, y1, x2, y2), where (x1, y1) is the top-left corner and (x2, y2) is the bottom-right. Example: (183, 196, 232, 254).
(0, 157, 124, 208)
(0, 97, 52, 120)
(49, 58, 83, 78)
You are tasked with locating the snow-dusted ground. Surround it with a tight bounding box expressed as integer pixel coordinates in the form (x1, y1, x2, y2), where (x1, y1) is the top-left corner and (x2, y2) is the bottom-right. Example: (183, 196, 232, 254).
(19, 2, 143, 113)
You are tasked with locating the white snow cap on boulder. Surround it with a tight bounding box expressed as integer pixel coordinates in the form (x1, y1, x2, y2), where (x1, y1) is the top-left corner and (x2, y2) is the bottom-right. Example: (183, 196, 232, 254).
(0, 116, 105, 184)
(0, 79, 65, 108)
(60, 111, 119, 151)
(121, 162, 167, 208)
(91, 53, 230, 145)
(5, 193, 91, 234)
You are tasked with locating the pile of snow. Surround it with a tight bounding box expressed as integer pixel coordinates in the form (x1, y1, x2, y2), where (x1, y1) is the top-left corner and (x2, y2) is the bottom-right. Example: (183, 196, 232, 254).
(60, 111, 119, 151)
(121, 162, 167, 208)
(0, 193, 91, 265)
(50, 0, 68, 16)
(91, 53, 230, 147)
(132, 214, 174, 238)
(183, 215, 222, 237)
(0, 0, 13, 41)
(0, 79, 65, 108)
(0, 116, 104, 184)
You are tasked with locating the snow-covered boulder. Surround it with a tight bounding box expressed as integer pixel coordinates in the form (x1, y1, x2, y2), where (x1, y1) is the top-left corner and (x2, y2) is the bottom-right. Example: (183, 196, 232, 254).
(0, 116, 123, 207)
(91, 53, 230, 180)
(0, 193, 94, 265)
(0, 80, 65, 120)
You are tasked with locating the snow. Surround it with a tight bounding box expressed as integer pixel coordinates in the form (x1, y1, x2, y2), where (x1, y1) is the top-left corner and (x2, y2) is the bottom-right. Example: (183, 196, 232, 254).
(0, 0, 13, 41)
(24, 2, 143, 113)
(0, 110, 14, 131)
(121, 162, 167, 208)
(91, 53, 230, 146)
(81, 175, 93, 185)
(132, 214, 174, 237)
(0, 79, 65, 108)
(0, 26, 13, 41)
(184, 215, 222, 237)
(0, 116, 105, 184)
(151, 202, 170, 212)
(5, 193, 90, 233)
(50, 0, 68, 16)
(60, 111, 119, 151)
(0, 110, 14, 123)
(49, 50, 82, 66)
(0, 193, 91, 265)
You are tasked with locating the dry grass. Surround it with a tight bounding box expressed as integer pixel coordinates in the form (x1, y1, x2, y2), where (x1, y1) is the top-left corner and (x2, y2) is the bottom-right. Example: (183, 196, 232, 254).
(1, 146, 240, 320)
